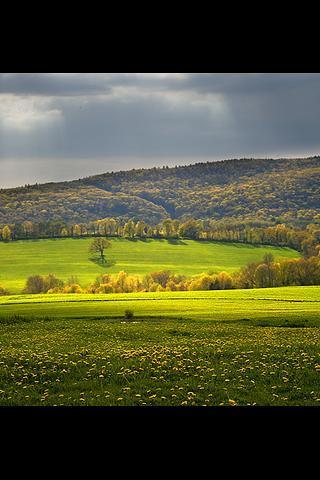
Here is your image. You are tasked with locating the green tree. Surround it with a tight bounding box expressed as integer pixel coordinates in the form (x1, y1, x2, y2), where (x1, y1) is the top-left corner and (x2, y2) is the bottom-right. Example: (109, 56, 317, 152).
(89, 237, 112, 262)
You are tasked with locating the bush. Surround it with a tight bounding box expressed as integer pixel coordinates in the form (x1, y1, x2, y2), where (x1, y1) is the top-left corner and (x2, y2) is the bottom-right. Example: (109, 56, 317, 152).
(23, 275, 45, 293)
(97, 282, 114, 294)
(124, 309, 134, 320)
(63, 284, 83, 293)
(43, 273, 64, 292)
(23, 274, 64, 294)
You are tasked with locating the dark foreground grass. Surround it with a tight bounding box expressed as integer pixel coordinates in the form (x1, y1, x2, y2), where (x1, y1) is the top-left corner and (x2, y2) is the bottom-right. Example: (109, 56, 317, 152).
(0, 314, 319, 406)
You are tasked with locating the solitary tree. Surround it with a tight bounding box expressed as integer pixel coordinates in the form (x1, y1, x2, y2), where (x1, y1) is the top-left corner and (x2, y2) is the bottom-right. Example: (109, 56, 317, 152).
(89, 238, 112, 262)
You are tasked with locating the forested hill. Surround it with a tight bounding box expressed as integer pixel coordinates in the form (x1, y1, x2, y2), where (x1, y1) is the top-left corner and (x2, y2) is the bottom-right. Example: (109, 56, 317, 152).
(1, 156, 320, 226)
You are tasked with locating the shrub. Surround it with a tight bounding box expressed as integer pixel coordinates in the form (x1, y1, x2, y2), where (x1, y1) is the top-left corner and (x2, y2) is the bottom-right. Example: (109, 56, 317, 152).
(23, 275, 45, 293)
(43, 273, 64, 292)
(63, 284, 83, 293)
(97, 282, 114, 294)
(23, 274, 64, 293)
(216, 271, 234, 289)
(124, 309, 134, 320)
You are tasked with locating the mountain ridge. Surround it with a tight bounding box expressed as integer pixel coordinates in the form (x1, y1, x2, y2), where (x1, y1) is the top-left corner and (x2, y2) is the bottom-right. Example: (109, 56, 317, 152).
(1, 156, 320, 226)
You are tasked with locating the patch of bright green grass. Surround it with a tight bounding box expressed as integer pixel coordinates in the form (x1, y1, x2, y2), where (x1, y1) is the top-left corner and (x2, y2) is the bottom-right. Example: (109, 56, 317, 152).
(0, 286, 319, 324)
(0, 237, 300, 293)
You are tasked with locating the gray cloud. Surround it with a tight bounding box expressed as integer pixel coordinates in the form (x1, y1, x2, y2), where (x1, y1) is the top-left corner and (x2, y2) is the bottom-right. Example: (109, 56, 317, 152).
(1, 73, 319, 96)
(1, 73, 320, 187)
(0, 73, 112, 96)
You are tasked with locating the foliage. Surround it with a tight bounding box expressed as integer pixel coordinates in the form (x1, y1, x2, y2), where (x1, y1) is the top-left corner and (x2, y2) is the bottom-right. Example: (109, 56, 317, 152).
(89, 237, 112, 261)
(23, 274, 64, 294)
(1, 157, 320, 230)
(0, 186, 167, 226)
(1, 217, 319, 259)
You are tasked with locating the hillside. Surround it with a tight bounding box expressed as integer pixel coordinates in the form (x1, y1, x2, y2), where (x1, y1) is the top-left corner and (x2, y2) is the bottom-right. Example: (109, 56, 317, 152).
(0, 186, 167, 225)
(1, 156, 320, 226)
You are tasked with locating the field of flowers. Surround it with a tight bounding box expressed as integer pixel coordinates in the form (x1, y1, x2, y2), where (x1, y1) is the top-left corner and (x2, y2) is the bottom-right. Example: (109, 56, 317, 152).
(0, 286, 319, 406)
(0, 318, 319, 406)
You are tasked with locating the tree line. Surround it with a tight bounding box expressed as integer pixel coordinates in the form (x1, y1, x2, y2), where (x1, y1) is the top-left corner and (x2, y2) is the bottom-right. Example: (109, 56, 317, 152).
(1, 217, 320, 256)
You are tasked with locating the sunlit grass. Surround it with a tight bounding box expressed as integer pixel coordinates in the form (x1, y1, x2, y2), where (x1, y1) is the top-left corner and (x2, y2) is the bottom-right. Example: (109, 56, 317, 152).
(0, 237, 299, 293)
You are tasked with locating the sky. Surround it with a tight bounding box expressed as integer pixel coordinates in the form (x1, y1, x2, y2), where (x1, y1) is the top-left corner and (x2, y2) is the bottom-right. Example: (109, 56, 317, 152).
(1, 73, 320, 188)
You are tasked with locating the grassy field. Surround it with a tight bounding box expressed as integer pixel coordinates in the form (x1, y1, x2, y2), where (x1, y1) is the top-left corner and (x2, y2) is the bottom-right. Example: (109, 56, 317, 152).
(0, 237, 299, 293)
(1, 286, 320, 322)
(0, 286, 319, 406)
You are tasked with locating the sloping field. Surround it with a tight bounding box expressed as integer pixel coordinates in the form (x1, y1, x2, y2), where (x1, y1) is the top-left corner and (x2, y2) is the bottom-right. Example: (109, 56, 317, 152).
(0, 237, 299, 293)
(0, 286, 319, 324)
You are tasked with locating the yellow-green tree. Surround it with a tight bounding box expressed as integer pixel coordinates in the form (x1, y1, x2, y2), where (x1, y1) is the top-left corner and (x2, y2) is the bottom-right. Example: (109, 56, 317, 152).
(123, 220, 135, 238)
(2, 225, 12, 241)
(72, 224, 81, 237)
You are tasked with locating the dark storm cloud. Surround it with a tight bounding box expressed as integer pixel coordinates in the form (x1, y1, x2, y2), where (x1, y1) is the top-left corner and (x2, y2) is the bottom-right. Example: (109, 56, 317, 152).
(1, 73, 320, 187)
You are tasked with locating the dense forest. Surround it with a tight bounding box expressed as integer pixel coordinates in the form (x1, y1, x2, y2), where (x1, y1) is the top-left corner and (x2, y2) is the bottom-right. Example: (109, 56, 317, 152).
(1, 156, 320, 227)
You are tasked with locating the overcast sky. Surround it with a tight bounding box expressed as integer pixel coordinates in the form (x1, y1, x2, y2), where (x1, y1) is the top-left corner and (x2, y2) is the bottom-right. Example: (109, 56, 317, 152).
(1, 73, 320, 188)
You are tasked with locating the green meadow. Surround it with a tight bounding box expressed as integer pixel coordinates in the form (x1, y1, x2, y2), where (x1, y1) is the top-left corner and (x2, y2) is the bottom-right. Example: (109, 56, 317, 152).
(0, 238, 318, 407)
(0, 286, 319, 406)
(0, 286, 319, 323)
(0, 237, 299, 293)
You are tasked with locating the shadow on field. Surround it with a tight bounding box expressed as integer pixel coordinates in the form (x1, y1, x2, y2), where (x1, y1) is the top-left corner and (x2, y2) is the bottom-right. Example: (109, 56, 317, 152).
(234, 318, 319, 328)
(89, 257, 116, 269)
(167, 238, 187, 245)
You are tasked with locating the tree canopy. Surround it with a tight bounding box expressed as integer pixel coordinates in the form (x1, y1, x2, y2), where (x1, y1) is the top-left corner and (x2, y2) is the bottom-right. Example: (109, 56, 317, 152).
(1, 157, 320, 227)
(89, 237, 112, 262)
